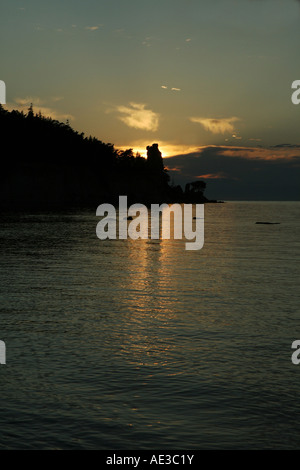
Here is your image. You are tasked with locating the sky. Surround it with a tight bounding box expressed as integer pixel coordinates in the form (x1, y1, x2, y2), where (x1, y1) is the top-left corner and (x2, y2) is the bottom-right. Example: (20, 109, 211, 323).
(1, 0, 300, 199)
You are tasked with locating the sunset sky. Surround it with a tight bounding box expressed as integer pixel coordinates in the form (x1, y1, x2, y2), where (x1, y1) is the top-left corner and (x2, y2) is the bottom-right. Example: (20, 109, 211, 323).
(1, 0, 300, 199)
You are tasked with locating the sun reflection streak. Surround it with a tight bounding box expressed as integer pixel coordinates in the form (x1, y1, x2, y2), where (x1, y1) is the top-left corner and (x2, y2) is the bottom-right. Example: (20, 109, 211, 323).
(113, 210, 189, 371)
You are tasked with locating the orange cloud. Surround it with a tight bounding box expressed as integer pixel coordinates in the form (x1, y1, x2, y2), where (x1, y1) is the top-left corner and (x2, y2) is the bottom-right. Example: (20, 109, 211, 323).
(220, 145, 300, 161)
(196, 173, 227, 179)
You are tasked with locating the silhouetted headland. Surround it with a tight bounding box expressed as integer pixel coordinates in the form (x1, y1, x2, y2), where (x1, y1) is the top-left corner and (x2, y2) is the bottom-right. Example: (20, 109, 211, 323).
(0, 105, 218, 211)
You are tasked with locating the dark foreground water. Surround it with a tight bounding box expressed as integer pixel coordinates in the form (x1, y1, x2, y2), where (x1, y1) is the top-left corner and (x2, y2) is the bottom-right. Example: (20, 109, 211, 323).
(0, 201, 299, 449)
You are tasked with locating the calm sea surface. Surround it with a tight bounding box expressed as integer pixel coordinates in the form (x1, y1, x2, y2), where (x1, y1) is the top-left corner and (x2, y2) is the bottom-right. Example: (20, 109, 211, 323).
(0, 201, 299, 450)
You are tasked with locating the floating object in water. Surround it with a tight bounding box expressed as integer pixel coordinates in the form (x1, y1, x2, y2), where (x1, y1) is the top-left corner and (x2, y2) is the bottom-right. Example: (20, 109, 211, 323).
(255, 222, 280, 225)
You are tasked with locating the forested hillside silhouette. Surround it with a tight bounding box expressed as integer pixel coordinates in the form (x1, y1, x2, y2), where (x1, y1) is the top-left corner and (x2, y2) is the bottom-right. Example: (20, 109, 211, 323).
(0, 105, 209, 209)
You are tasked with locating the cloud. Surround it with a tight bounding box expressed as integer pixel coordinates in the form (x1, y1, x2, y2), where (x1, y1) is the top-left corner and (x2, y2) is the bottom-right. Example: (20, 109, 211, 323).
(190, 117, 240, 134)
(51, 96, 64, 102)
(115, 103, 159, 131)
(220, 145, 300, 161)
(196, 173, 229, 180)
(232, 134, 242, 140)
(14, 96, 44, 106)
(142, 36, 155, 47)
(161, 85, 181, 92)
(85, 26, 100, 31)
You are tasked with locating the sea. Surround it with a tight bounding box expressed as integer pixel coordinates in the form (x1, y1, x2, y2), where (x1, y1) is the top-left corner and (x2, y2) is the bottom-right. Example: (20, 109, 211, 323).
(0, 201, 299, 450)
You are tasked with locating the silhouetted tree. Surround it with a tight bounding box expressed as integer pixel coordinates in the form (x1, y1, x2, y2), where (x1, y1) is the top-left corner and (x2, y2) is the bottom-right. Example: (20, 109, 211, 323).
(27, 103, 34, 119)
(184, 180, 207, 203)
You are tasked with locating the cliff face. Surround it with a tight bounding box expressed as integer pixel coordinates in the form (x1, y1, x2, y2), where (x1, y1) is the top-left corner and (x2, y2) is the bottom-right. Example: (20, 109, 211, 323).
(0, 107, 208, 209)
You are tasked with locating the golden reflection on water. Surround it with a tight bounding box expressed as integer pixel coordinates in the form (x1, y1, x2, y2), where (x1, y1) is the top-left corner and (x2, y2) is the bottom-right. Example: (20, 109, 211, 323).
(104, 205, 235, 371)
(116, 234, 184, 371)
(95, 202, 270, 372)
